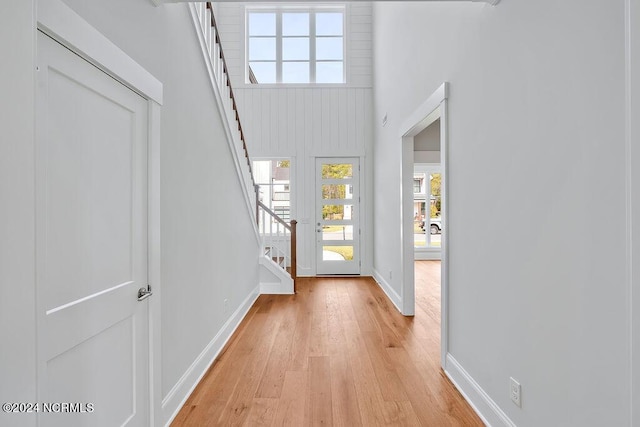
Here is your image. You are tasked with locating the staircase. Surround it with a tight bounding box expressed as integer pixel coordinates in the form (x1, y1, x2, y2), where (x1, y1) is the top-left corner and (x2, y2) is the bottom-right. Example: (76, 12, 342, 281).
(190, 2, 296, 294)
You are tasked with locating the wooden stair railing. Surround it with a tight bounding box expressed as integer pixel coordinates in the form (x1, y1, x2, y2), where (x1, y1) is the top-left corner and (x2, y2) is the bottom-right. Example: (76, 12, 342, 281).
(194, 3, 297, 290)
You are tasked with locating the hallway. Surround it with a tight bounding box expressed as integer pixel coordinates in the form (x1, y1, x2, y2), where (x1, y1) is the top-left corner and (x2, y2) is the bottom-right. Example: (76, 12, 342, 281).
(172, 262, 482, 426)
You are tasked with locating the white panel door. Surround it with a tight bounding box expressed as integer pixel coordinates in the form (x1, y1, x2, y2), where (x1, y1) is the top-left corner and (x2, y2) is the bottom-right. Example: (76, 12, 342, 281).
(36, 32, 150, 427)
(316, 158, 360, 275)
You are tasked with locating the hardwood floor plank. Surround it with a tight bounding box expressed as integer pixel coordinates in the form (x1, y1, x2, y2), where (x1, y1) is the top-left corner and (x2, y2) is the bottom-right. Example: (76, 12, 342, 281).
(172, 262, 484, 427)
(342, 318, 389, 425)
(382, 401, 422, 426)
(272, 371, 307, 426)
(326, 282, 363, 426)
(287, 282, 312, 371)
(305, 356, 333, 427)
(255, 297, 298, 398)
(362, 331, 409, 402)
(242, 398, 278, 426)
(385, 346, 447, 426)
(216, 312, 281, 425)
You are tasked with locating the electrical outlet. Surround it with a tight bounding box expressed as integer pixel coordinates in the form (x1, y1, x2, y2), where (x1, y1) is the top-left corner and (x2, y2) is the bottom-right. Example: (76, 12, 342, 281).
(510, 377, 521, 407)
(389, 270, 393, 280)
(224, 299, 229, 315)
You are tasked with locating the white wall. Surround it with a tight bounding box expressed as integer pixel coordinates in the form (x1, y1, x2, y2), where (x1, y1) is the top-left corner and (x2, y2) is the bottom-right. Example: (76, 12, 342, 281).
(214, 2, 374, 276)
(3, 0, 261, 424)
(373, 1, 629, 426)
(0, 2, 37, 426)
(414, 118, 441, 163)
(414, 118, 441, 151)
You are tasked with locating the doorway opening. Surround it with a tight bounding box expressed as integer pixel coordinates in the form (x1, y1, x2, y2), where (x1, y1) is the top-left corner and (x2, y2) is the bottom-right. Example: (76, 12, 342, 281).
(413, 120, 442, 258)
(399, 83, 448, 367)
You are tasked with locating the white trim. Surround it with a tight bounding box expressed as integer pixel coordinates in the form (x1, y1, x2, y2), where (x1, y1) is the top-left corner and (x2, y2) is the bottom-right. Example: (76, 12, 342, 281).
(399, 83, 449, 368)
(400, 135, 416, 315)
(148, 101, 162, 427)
(37, 0, 163, 105)
(444, 354, 516, 427)
(439, 100, 450, 368)
(162, 285, 260, 426)
(399, 82, 447, 138)
(155, 0, 500, 5)
(372, 269, 403, 313)
(36, 1, 164, 424)
(414, 251, 441, 261)
(626, 0, 640, 423)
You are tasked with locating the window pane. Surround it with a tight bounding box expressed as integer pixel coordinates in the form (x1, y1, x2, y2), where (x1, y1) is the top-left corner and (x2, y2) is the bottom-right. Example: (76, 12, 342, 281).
(316, 62, 343, 84)
(414, 201, 426, 247)
(323, 246, 353, 261)
(283, 13, 309, 36)
(249, 38, 276, 60)
(316, 37, 343, 60)
(321, 163, 352, 179)
(316, 12, 343, 36)
(253, 159, 292, 233)
(429, 172, 442, 247)
(322, 205, 352, 220)
(322, 184, 352, 200)
(249, 13, 276, 36)
(282, 62, 309, 83)
(283, 38, 310, 60)
(322, 225, 353, 241)
(249, 62, 276, 83)
(414, 173, 425, 193)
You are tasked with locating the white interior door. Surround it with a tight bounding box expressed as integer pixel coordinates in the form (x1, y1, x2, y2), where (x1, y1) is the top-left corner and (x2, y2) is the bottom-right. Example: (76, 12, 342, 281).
(316, 157, 360, 275)
(36, 32, 150, 426)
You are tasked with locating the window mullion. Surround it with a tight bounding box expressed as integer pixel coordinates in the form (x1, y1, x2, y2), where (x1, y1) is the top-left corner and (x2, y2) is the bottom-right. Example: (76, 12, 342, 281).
(310, 11, 316, 83)
(276, 12, 282, 83)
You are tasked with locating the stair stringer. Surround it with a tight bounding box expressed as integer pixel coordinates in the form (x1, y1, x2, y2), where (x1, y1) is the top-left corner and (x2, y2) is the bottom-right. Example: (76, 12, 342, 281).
(259, 255, 294, 295)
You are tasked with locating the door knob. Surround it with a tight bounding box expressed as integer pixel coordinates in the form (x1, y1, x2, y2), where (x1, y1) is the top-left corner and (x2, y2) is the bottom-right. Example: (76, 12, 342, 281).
(138, 286, 152, 301)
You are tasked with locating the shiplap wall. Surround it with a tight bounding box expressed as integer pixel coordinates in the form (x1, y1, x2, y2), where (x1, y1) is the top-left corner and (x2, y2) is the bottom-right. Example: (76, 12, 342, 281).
(234, 87, 372, 157)
(213, 2, 374, 276)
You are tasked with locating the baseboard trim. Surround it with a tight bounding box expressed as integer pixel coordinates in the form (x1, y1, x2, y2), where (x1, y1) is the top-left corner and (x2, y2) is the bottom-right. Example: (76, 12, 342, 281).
(372, 268, 403, 314)
(444, 353, 516, 427)
(414, 250, 442, 261)
(162, 285, 260, 426)
(260, 282, 294, 294)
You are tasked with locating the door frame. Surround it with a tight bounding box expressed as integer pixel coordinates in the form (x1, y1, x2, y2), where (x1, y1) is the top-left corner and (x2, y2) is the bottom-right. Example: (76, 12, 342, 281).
(399, 82, 449, 367)
(627, 0, 640, 422)
(37, 0, 163, 423)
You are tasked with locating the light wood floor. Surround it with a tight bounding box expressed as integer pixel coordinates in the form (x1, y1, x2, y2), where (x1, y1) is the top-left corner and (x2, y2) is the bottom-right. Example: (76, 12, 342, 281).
(171, 261, 483, 426)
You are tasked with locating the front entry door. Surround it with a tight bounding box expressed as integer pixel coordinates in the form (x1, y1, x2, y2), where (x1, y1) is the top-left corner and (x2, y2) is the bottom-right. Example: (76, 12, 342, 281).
(316, 158, 361, 275)
(36, 32, 150, 426)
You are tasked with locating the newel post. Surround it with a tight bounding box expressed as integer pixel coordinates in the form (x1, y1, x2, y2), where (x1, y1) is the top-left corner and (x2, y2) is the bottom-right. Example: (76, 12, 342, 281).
(290, 220, 297, 292)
